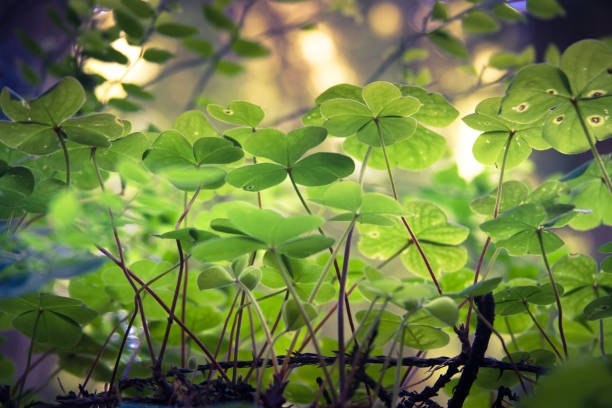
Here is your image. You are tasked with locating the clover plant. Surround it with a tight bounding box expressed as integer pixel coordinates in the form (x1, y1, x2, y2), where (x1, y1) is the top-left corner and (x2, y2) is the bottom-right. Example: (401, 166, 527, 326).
(0, 1, 611, 408)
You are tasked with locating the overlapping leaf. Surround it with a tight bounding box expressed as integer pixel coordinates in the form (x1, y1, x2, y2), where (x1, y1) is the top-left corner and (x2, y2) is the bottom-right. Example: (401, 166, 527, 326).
(501, 40, 612, 154)
(359, 201, 469, 278)
(464, 97, 549, 168)
(227, 126, 354, 191)
(0, 78, 124, 154)
(192, 202, 334, 261)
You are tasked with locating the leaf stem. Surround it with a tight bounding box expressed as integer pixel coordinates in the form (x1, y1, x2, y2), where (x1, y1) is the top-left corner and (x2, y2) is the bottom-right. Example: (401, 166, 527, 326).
(238, 282, 280, 374)
(109, 309, 137, 393)
(287, 170, 312, 214)
(571, 99, 612, 193)
(522, 301, 564, 361)
(272, 250, 338, 404)
(55, 127, 70, 186)
(466, 131, 513, 331)
(17, 309, 41, 407)
(373, 118, 441, 295)
(536, 228, 569, 359)
(392, 323, 407, 408)
(337, 224, 355, 402)
(377, 241, 411, 269)
(359, 146, 372, 186)
(97, 245, 231, 381)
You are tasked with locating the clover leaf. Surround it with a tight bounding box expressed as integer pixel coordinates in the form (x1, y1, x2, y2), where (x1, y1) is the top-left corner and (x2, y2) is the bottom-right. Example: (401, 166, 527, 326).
(143, 129, 237, 191)
(0, 78, 124, 154)
(560, 158, 612, 230)
(359, 201, 469, 278)
(479, 203, 567, 256)
(0, 161, 35, 208)
(313, 180, 402, 225)
(500, 40, 612, 154)
(207, 101, 264, 129)
(470, 180, 530, 216)
(0, 293, 96, 348)
(226, 126, 354, 191)
(494, 283, 564, 316)
(192, 202, 334, 261)
(321, 81, 421, 147)
(464, 97, 549, 169)
(553, 254, 612, 318)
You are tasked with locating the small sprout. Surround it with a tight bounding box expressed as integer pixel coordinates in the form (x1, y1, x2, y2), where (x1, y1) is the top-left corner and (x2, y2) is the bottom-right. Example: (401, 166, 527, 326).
(588, 115, 604, 126)
(546, 89, 558, 95)
(587, 90, 606, 98)
(512, 103, 529, 112)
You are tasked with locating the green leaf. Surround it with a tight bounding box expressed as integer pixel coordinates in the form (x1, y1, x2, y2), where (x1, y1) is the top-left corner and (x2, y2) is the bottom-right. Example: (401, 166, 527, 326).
(292, 152, 354, 186)
(560, 40, 612, 96)
(321, 181, 362, 212)
(283, 299, 317, 331)
(362, 81, 402, 115)
(114, 9, 144, 39)
(1, 88, 31, 122)
(216, 60, 244, 76)
(500, 64, 571, 124)
(182, 38, 213, 57)
(108, 98, 140, 112)
(526, 0, 565, 19)
(143, 48, 174, 63)
(232, 38, 269, 58)
(356, 117, 417, 147)
(32, 77, 86, 125)
(399, 86, 458, 127)
(193, 137, 243, 164)
(0, 165, 35, 208)
(462, 10, 500, 34)
(470, 181, 529, 216)
(244, 128, 289, 165)
(202, 5, 236, 31)
(424, 296, 458, 326)
(207, 101, 264, 128)
(453, 277, 503, 298)
(431, 1, 448, 21)
(480, 203, 546, 241)
(143, 130, 194, 173)
(238, 266, 262, 290)
(173, 110, 218, 143)
(24, 179, 66, 213)
(96, 132, 150, 171)
(545, 43, 560, 65)
(276, 236, 334, 257)
(192, 237, 266, 261)
(122, 83, 154, 100)
(583, 296, 612, 320)
(158, 228, 217, 243)
(16, 29, 44, 57)
(428, 29, 468, 58)
(162, 166, 225, 191)
(62, 113, 123, 147)
(403, 324, 450, 350)
(493, 3, 525, 22)
(226, 163, 287, 191)
(122, 0, 154, 17)
(315, 84, 363, 105)
(198, 265, 235, 289)
(156, 23, 198, 38)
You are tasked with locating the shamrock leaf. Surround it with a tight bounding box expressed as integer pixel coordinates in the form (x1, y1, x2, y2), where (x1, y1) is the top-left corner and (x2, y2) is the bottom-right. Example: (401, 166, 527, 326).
(464, 97, 549, 168)
(0, 78, 124, 154)
(470, 180, 530, 216)
(500, 40, 612, 154)
(143, 129, 232, 191)
(321, 81, 421, 147)
(553, 254, 612, 318)
(192, 202, 334, 261)
(358, 201, 469, 278)
(207, 101, 264, 129)
(227, 127, 354, 191)
(314, 180, 402, 225)
(0, 293, 96, 348)
(560, 158, 612, 230)
(0, 161, 35, 208)
(494, 282, 564, 316)
(480, 203, 566, 256)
